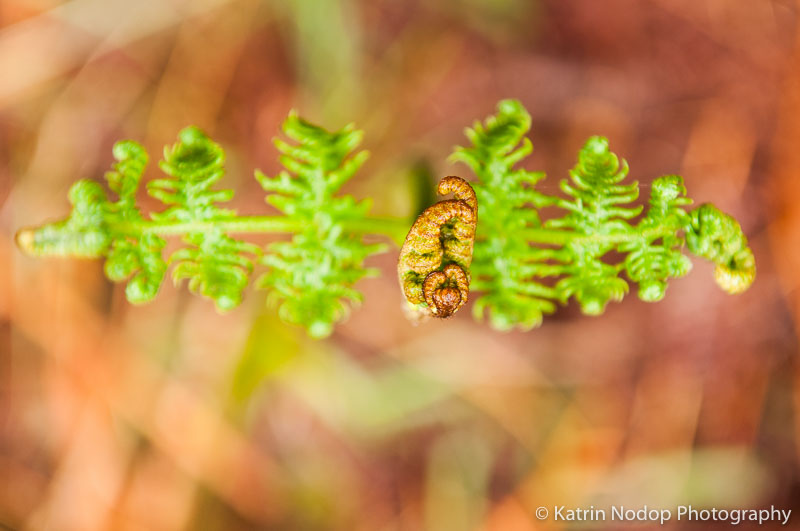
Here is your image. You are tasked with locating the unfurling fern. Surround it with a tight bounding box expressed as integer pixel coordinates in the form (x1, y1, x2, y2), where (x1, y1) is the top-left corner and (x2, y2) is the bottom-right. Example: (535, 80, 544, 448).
(397, 176, 478, 319)
(17, 116, 398, 338)
(17, 100, 755, 337)
(684, 203, 756, 295)
(452, 99, 755, 330)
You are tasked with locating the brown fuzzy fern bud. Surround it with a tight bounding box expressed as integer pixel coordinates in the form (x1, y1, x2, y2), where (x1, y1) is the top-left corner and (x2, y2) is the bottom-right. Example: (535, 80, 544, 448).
(398, 176, 477, 319)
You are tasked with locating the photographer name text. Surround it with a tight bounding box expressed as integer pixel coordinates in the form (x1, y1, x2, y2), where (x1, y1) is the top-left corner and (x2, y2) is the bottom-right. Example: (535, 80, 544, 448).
(537, 505, 791, 526)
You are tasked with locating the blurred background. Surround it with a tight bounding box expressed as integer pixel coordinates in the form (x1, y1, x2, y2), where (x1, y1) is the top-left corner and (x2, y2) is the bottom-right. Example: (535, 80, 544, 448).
(2, 0, 800, 529)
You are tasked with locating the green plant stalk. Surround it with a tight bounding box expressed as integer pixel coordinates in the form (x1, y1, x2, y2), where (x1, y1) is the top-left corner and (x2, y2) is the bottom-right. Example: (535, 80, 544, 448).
(18, 215, 672, 256)
(17, 213, 685, 285)
(129, 218, 668, 248)
(109, 216, 408, 244)
(16, 215, 408, 259)
(519, 226, 675, 246)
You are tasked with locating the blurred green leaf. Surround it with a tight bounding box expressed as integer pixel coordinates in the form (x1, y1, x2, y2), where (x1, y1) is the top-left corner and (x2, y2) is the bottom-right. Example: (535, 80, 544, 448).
(230, 311, 300, 404)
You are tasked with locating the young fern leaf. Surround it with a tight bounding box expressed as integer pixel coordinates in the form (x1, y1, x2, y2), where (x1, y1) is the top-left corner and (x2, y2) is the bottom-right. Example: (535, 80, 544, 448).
(684, 204, 756, 294)
(16, 141, 168, 303)
(148, 127, 260, 311)
(255, 112, 386, 338)
(17, 118, 400, 338)
(452, 99, 756, 331)
(450, 99, 558, 331)
(619, 175, 692, 302)
(104, 142, 167, 304)
(398, 176, 478, 319)
(549, 137, 642, 315)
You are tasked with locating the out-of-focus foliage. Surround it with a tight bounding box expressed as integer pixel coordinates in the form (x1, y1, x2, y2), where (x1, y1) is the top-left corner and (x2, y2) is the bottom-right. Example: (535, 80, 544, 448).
(453, 100, 755, 330)
(103, 142, 168, 304)
(618, 175, 693, 302)
(685, 203, 757, 295)
(17, 128, 259, 311)
(16, 141, 170, 304)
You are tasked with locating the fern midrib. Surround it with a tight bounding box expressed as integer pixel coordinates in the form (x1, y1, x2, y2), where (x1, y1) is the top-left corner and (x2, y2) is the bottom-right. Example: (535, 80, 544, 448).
(519, 225, 675, 246)
(102, 217, 673, 252)
(108, 215, 410, 245)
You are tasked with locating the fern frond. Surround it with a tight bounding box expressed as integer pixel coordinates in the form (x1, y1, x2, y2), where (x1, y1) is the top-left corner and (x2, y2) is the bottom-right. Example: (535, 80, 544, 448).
(102, 141, 168, 304)
(17, 179, 112, 258)
(450, 99, 557, 331)
(619, 175, 692, 302)
(255, 112, 385, 338)
(548, 136, 642, 230)
(548, 137, 642, 314)
(16, 141, 169, 303)
(397, 176, 477, 319)
(685, 203, 756, 294)
(147, 127, 259, 311)
(17, 101, 755, 337)
(453, 99, 756, 330)
(17, 118, 404, 337)
(149, 127, 233, 222)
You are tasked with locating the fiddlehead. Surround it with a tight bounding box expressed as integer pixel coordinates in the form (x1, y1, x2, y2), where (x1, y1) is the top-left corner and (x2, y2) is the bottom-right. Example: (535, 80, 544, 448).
(685, 203, 756, 294)
(398, 176, 477, 318)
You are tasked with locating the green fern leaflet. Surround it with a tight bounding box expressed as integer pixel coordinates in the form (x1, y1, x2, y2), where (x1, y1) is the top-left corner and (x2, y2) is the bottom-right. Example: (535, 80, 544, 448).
(452, 99, 756, 330)
(255, 112, 385, 338)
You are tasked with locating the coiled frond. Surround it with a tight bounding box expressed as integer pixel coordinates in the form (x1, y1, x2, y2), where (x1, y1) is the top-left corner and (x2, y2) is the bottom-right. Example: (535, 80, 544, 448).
(398, 176, 477, 319)
(685, 204, 756, 294)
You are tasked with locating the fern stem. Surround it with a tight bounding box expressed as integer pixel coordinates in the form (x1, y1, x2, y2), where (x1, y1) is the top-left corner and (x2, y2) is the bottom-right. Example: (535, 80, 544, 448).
(339, 217, 410, 245)
(113, 216, 409, 245)
(520, 226, 674, 246)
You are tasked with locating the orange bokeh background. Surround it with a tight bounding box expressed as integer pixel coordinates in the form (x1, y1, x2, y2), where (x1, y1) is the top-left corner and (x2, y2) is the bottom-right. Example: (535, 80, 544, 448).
(1, 1, 799, 529)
